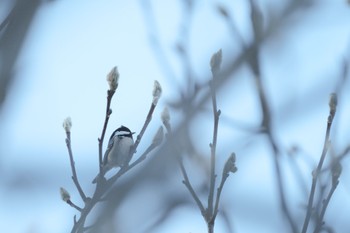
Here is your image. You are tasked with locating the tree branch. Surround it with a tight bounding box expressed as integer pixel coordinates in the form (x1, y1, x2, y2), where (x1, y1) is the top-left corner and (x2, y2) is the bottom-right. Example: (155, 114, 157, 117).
(178, 158, 206, 216)
(65, 132, 87, 202)
(98, 90, 115, 173)
(302, 94, 337, 233)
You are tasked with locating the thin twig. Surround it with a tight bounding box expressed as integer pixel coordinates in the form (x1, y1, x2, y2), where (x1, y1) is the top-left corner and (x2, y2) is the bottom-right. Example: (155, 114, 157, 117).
(207, 80, 220, 223)
(313, 180, 338, 233)
(65, 132, 87, 202)
(98, 90, 115, 173)
(131, 102, 156, 154)
(178, 158, 206, 216)
(302, 109, 336, 233)
(66, 200, 83, 212)
(212, 173, 228, 221)
(249, 41, 297, 233)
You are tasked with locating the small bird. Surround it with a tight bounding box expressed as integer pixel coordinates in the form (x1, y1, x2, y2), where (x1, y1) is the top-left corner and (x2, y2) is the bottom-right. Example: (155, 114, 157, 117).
(92, 125, 135, 183)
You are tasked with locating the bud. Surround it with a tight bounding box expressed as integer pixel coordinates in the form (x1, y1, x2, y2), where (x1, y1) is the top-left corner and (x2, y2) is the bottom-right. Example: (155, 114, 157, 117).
(106, 66, 119, 91)
(62, 117, 72, 133)
(60, 187, 71, 202)
(152, 126, 164, 146)
(210, 49, 222, 75)
(331, 160, 342, 185)
(152, 80, 162, 105)
(161, 107, 171, 131)
(223, 153, 237, 176)
(329, 93, 337, 113)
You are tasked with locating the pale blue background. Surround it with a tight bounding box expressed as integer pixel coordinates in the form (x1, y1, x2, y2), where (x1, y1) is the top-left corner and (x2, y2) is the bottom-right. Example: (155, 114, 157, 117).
(0, 0, 350, 232)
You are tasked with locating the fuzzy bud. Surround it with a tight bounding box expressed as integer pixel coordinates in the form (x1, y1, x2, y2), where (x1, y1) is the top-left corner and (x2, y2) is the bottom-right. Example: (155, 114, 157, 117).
(106, 66, 119, 91)
(152, 80, 162, 105)
(152, 126, 164, 146)
(210, 49, 222, 75)
(60, 187, 71, 202)
(331, 160, 342, 185)
(62, 117, 72, 133)
(223, 153, 237, 176)
(161, 107, 171, 132)
(329, 93, 337, 113)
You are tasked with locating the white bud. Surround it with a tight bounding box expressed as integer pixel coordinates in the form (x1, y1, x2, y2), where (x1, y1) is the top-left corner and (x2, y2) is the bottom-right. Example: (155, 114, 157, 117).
(161, 107, 170, 124)
(62, 117, 72, 133)
(152, 80, 162, 105)
(106, 66, 119, 91)
(210, 49, 222, 74)
(329, 93, 337, 113)
(152, 126, 164, 146)
(60, 187, 70, 202)
(332, 161, 342, 181)
(223, 153, 237, 175)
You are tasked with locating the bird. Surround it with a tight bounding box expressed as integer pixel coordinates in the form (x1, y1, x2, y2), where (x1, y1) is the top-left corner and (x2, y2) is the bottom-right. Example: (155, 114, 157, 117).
(92, 125, 135, 183)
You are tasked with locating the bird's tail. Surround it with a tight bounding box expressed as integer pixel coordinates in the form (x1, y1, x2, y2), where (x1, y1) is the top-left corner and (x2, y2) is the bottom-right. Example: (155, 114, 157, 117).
(92, 167, 108, 184)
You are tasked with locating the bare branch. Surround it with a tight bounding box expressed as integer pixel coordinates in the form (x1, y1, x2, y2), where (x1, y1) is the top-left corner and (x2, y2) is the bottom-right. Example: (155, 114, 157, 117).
(302, 93, 338, 233)
(64, 131, 87, 202)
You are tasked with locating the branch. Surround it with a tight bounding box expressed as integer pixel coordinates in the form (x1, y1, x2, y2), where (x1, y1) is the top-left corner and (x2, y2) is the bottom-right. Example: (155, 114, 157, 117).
(302, 93, 337, 233)
(247, 2, 297, 230)
(64, 131, 87, 202)
(178, 158, 206, 216)
(130, 80, 161, 156)
(71, 82, 161, 232)
(313, 180, 339, 233)
(207, 49, 222, 219)
(98, 66, 119, 173)
(98, 89, 115, 172)
(131, 102, 156, 154)
(213, 153, 237, 221)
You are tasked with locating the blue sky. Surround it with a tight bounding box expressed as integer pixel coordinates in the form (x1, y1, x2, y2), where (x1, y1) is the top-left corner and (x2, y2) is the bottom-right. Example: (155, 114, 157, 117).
(1, 0, 350, 232)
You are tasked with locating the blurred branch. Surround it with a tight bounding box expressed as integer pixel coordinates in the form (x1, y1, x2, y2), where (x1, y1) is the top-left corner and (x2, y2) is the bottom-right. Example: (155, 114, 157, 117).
(313, 161, 341, 233)
(246, 1, 297, 232)
(178, 157, 206, 215)
(0, 0, 41, 108)
(175, 49, 237, 233)
(139, 0, 178, 86)
(302, 94, 338, 233)
(207, 50, 222, 222)
(216, 4, 246, 47)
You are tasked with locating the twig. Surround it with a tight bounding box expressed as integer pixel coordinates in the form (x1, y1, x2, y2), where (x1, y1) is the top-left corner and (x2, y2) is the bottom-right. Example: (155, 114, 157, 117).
(131, 102, 156, 155)
(207, 75, 221, 222)
(313, 180, 338, 233)
(301, 94, 337, 233)
(66, 200, 83, 212)
(65, 132, 87, 202)
(178, 158, 206, 216)
(212, 173, 228, 221)
(98, 90, 115, 173)
(249, 36, 297, 233)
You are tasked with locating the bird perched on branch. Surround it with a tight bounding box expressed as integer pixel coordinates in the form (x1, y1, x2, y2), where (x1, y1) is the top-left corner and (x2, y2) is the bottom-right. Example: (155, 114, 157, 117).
(92, 125, 134, 183)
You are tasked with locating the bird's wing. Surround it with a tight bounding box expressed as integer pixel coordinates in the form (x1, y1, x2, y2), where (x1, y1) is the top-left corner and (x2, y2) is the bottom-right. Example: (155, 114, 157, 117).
(102, 134, 115, 165)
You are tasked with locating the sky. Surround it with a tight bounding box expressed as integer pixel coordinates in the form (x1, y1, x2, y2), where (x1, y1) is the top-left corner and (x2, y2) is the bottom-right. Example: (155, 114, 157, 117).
(0, 0, 350, 233)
